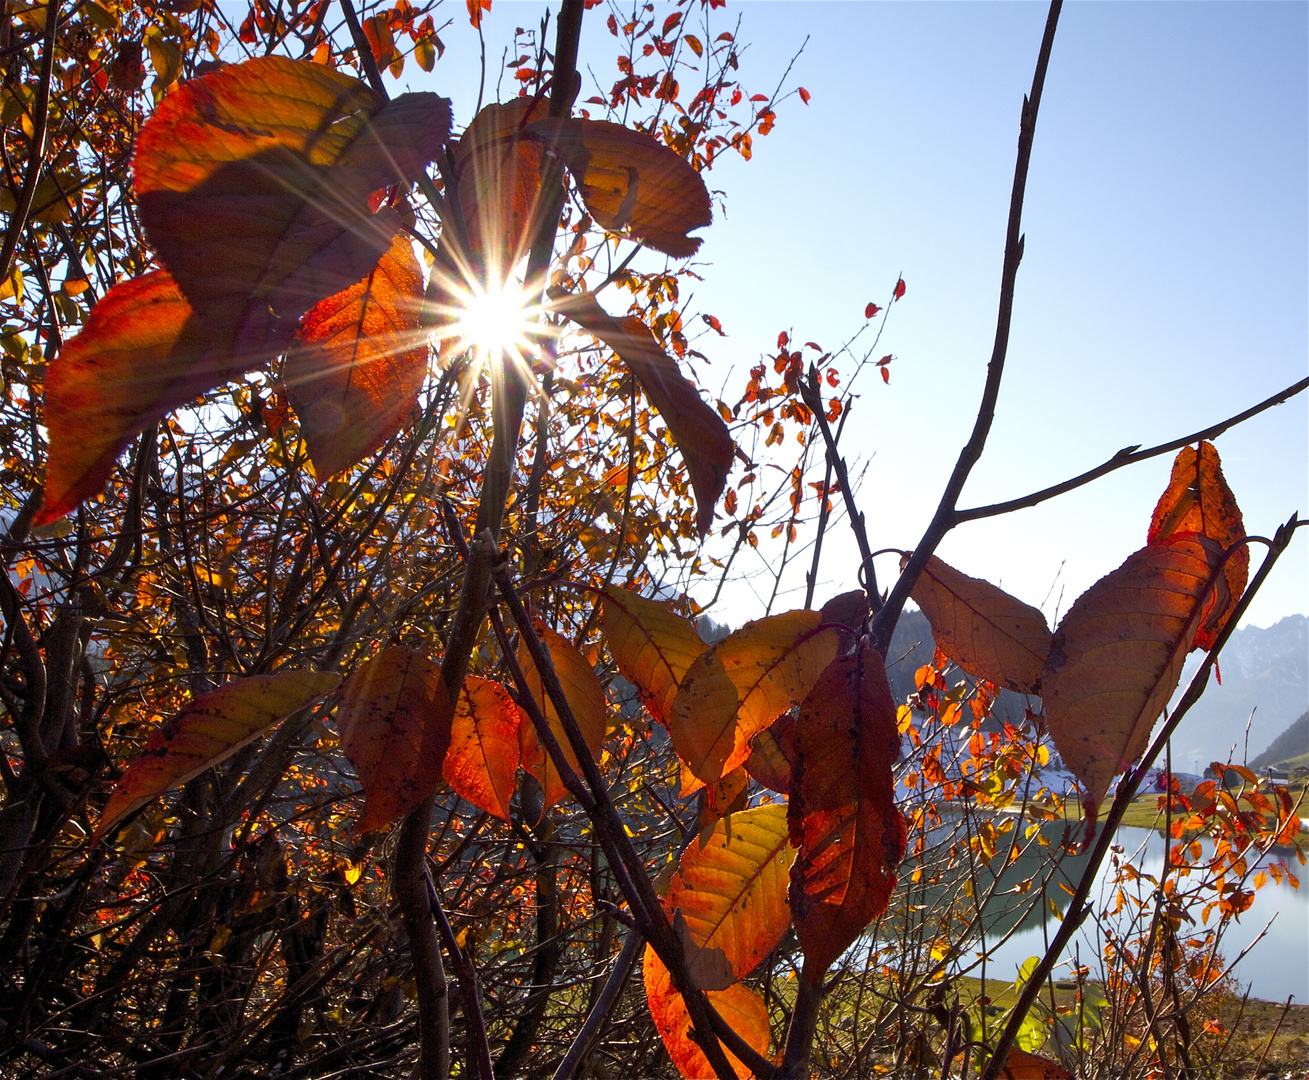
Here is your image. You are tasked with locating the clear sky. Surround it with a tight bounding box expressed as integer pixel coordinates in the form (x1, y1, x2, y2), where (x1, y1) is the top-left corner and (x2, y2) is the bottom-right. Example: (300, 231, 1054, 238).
(413, 1, 1308, 631)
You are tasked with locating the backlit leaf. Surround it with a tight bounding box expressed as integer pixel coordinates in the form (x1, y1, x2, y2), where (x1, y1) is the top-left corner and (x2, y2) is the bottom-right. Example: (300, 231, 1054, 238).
(444, 676, 525, 821)
(286, 234, 427, 479)
(134, 56, 450, 361)
(1147, 441, 1247, 650)
(37, 271, 205, 525)
(555, 293, 732, 536)
(601, 588, 707, 727)
(529, 117, 712, 256)
(1042, 535, 1227, 836)
(517, 621, 608, 812)
(698, 766, 749, 833)
(789, 645, 905, 982)
(337, 647, 453, 835)
(905, 554, 1051, 693)
(95, 670, 340, 840)
(643, 946, 770, 1079)
(744, 711, 794, 794)
(668, 803, 796, 988)
(671, 609, 839, 785)
(998, 1047, 1074, 1079)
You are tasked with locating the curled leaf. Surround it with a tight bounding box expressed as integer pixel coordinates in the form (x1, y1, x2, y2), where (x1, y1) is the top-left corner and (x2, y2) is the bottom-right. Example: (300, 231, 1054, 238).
(1148, 441, 1247, 650)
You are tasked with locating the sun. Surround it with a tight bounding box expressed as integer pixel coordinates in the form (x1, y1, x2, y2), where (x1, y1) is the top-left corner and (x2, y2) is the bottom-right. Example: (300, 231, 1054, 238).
(453, 277, 537, 367)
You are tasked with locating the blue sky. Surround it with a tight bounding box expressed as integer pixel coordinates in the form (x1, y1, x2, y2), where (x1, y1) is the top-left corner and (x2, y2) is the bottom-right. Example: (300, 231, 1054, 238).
(415, 2, 1308, 631)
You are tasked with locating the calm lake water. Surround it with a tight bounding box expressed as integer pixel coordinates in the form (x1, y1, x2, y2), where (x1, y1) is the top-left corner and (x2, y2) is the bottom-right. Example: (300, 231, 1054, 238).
(976, 826, 1308, 1003)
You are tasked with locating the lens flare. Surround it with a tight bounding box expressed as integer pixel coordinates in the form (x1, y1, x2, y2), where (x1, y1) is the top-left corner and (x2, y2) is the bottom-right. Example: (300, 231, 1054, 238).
(458, 279, 534, 364)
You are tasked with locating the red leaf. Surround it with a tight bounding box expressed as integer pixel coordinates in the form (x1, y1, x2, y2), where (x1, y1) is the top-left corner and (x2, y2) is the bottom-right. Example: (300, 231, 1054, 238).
(337, 648, 453, 835)
(702, 314, 726, 336)
(553, 293, 733, 536)
(789, 645, 905, 982)
(1043, 535, 1228, 836)
(1147, 441, 1247, 651)
(443, 676, 525, 821)
(893, 278, 906, 300)
(134, 56, 450, 362)
(465, 0, 490, 28)
(286, 234, 427, 479)
(776, 330, 789, 348)
(880, 367, 890, 385)
(798, 87, 810, 105)
(864, 302, 881, 318)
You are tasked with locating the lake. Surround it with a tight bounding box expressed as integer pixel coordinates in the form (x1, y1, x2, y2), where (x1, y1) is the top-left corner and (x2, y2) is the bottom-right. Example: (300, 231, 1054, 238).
(973, 825, 1308, 1003)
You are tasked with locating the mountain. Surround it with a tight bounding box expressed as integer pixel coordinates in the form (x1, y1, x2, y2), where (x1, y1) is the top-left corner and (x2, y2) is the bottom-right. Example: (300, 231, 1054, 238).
(1250, 709, 1309, 772)
(1167, 615, 1308, 772)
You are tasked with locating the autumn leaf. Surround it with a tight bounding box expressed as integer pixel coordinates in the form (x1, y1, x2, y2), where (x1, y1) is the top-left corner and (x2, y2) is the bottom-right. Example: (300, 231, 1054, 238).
(789, 645, 905, 982)
(1042, 534, 1227, 836)
(528, 117, 712, 256)
(670, 609, 840, 786)
(643, 946, 771, 1080)
(744, 711, 794, 794)
(95, 670, 340, 841)
(38, 271, 205, 525)
(517, 621, 608, 812)
(336, 647, 453, 835)
(134, 56, 450, 361)
(286, 234, 428, 479)
(1147, 441, 1248, 650)
(905, 554, 1052, 693)
(443, 675, 525, 821)
(998, 1047, 1074, 1079)
(600, 588, 707, 727)
(667, 803, 796, 988)
(555, 293, 733, 536)
(698, 766, 749, 833)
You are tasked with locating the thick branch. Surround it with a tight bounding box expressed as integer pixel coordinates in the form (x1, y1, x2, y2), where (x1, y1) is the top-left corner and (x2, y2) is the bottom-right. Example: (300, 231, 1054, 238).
(869, 0, 1062, 657)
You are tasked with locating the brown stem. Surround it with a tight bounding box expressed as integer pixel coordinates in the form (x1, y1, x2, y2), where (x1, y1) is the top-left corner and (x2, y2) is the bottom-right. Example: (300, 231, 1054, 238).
(954, 376, 1309, 523)
(978, 515, 1298, 1080)
(870, 0, 1062, 658)
(0, 0, 58, 283)
(779, 969, 824, 1078)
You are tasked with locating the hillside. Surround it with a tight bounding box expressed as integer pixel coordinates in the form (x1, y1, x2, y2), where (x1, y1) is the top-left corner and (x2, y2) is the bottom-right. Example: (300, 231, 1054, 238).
(1250, 709, 1309, 772)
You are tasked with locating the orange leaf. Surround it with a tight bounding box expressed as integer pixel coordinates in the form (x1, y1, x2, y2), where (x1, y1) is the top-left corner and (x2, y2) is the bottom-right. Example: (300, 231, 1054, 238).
(443, 676, 525, 821)
(1043, 535, 1227, 835)
(905, 554, 1052, 693)
(698, 765, 749, 833)
(1147, 441, 1248, 650)
(643, 946, 771, 1079)
(517, 621, 608, 812)
(669, 803, 796, 987)
(337, 648, 453, 835)
(95, 670, 340, 841)
(999, 1047, 1074, 1079)
(134, 56, 450, 361)
(789, 645, 905, 982)
(601, 588, 708, 727)
(528, 117, 712, 257)
(671, 609, 839, 786)
(286, 234, 427, 479)
(37, 271, 213, 525)
(555, 293, 733, 536)
(744, 711, 794, 794)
